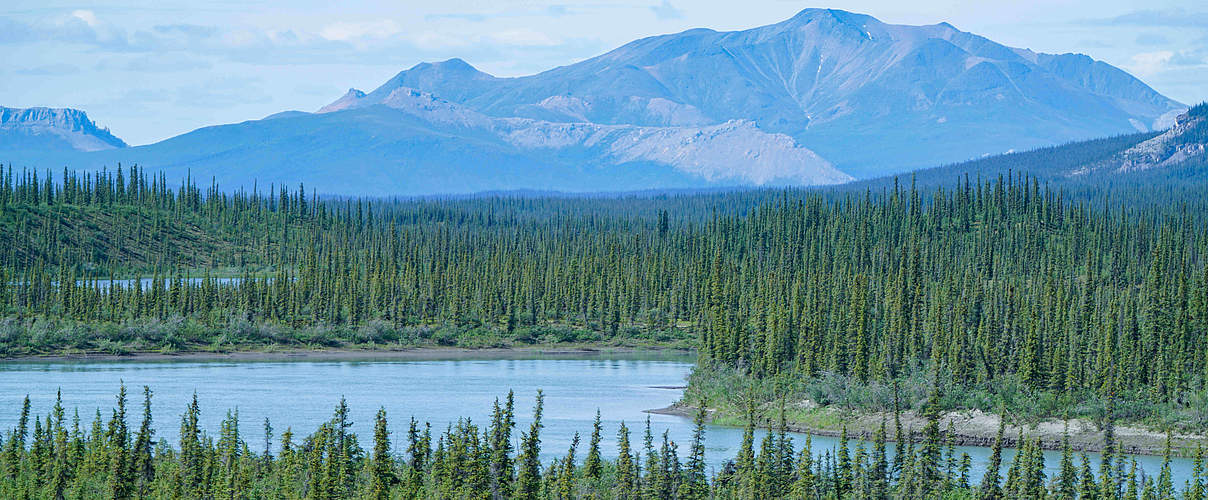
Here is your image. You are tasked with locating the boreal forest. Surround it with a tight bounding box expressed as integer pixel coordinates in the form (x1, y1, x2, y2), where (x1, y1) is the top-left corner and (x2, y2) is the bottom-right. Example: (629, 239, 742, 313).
(3, 105, 1208, 498)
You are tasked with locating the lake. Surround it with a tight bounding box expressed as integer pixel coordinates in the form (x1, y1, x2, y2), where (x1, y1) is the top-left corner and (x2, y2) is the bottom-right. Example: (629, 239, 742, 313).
(0, 353, 1194, 486)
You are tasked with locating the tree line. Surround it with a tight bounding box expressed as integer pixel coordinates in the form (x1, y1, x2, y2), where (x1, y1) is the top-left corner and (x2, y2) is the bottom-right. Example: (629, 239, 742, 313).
(1, 387, 1204, 499)
(0, 167, 1206, 425)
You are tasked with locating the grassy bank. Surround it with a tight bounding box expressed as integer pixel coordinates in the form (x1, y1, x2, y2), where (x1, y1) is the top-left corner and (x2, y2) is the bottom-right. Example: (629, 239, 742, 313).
(0, 315, 695, 358)
(673, 363, 1208, 456)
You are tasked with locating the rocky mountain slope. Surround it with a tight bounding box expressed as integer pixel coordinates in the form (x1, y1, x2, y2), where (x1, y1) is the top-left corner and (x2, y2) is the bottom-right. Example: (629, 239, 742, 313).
(346, 8, 1183, 177)
(1, 9, 1187, 195)
(0, 107, 127, 153)
(1073, 103, 1206, 175)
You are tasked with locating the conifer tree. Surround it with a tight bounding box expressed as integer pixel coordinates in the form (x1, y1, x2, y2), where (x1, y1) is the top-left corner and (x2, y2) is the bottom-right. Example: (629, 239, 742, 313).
(641, 417, 660, 499)
(515, 391, 544, 500)
(836, 425, 851, 499)
(790, 435, 815, 500)
(370, 408, 394, 500)
(583, 409, 603, 481)
(1052, 423, 1076, 500)
(1079, 454, 1099, 500)
(555, 432, 578, 500)
(131, 386, 154, 496)
(615, 422, 636, 500)
(179, 393, 204, 497)
(489, 392, 517, 499)
(978, 414, 1006, 500)
(106, 384, 131, 500)
(872, 420, 889, 500)
(918, 381, 944, 496)
(681, 405, 708, 500)
(735, 401, 757, 499)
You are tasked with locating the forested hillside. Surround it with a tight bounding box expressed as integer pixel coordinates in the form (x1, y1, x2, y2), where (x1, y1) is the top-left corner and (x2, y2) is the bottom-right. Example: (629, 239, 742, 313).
(1, 165, 1207, 434)
(848, 103, 1208, 207)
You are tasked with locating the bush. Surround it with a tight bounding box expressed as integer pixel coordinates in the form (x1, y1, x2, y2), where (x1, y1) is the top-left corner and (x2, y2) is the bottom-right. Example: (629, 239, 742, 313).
(94, 339, 131, 356)
(430, 325, 460, 346)
(355, 320, 400, 344)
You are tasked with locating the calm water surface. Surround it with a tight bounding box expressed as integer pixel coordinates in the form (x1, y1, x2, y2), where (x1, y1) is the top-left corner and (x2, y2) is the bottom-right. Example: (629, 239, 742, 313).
(0, 354, 1194, 485)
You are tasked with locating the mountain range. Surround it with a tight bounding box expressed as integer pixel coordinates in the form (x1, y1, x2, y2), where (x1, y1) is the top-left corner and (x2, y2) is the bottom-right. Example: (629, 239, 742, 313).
(0, 9, 1191, 195)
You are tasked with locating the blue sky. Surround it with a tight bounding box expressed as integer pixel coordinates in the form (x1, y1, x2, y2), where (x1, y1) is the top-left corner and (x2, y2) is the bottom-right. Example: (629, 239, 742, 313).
(3, 0, 1206, 145)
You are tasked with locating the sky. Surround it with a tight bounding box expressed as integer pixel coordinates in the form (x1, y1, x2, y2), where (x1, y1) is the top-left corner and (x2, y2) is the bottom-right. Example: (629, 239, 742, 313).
(2, 0, 1206, 146)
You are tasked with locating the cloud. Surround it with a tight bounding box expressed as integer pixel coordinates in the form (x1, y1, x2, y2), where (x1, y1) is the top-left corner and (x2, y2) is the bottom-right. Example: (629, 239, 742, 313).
(0, 18, 35, 43)
(488, 30, 561, 47)
(113, 88, 174, 105)
(1167, 38, 1208, 68)
(0, 7, 601, 74)
(0, 11, 138, 50)
(650, 0, 684, 20)
(1126, 50, 1174, 76)
(173, 77, 272, 108)
(293, 83, 342, 97)
(153, 24, 220, 38)
(407, 31, 474, 51)
(71, 10, 99, 26)
(1094, 9, 1208, 28)
(1076, 39, 1113, 49)
(1135, 33, 1169, 46)
(425, 5, 574, 23)
(1123, 47, 1207, 79)
(1168, 51, 1206, 67)
(96, 54, 213, 72)
(425, 12, 489, 22)
(319, 20, 403, 42)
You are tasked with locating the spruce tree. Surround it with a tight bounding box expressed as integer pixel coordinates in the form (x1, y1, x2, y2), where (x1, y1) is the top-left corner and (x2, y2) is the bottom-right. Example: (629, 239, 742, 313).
(555, 432, 578, 500)
(681, 405, 709, 500)
(615, 421, 636, 500)
(515, 391, 544, 500)
(977, 414, 1006, 500)
(583, 409, 603, 481)
(131, 386, 154, 496)
(370, 408, 395, 500)
(790, 435, 815, 500)
(735, 401, 757, 499)
(871, 420, 889, 500)
(106, 384, 131, 500)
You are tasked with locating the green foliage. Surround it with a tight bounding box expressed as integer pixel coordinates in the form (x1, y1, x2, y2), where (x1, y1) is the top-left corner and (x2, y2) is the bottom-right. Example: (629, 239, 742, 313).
(2, 163, 1208, 437)
(3, 386, 1201, 499)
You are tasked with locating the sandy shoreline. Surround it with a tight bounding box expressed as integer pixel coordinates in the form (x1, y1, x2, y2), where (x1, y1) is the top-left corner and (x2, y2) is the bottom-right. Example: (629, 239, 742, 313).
(2, 345, 696, 363)
(647, 403, 1207, 457)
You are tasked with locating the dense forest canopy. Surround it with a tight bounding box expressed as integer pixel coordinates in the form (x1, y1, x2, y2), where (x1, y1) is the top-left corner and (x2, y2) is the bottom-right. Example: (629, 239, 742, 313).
(0, 164, 1206, 433)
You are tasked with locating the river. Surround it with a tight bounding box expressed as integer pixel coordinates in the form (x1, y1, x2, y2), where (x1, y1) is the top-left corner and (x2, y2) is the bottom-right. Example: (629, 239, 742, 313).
(0, 353, 1194, 486)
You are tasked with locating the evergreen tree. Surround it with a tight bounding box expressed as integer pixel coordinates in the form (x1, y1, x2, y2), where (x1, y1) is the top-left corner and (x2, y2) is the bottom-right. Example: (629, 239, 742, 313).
(583, 409, 603, 481)
(681, 405, 709, 500)
(978, 414, 1006, 500)
(106, 384, 131, 500)
(615, 422, 636, 500)
(515, 391, 544, 500)
(370, 408, 395, 500)
(131, 386, 154, 496)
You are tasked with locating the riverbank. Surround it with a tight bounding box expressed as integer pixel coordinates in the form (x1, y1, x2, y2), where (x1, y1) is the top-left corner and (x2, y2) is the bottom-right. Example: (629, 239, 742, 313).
(1, 344, 696, 363)
(649, 402, 1207, 457)
(0, 315, 697, 360)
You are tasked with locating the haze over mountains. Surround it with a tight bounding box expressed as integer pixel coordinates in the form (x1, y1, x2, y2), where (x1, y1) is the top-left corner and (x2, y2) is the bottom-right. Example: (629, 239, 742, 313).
(0, 9, 1190, 195)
